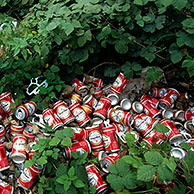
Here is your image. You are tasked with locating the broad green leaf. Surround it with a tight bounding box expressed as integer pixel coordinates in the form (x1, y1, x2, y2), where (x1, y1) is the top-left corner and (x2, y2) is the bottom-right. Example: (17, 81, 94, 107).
(168, 184, 186, 194)
(56, 163, 68, 177)
(162, 158, 176, 172)
(144, 151, 163, 165)
(56, 174, 68, 184)
(116, 159, 130, 176)
(109, 164, 119, 174)
(115, 40, 128, 54)
(24, 159, 34, 168)
(37, 156, 47, 165)
(137, 165, 156, 182)
(77, 36, 87, 47)
(143, 16, 151, 22)
(73, 179, 85, 188)
(107, 174, 124, 190)
(49, 137, 60, 146)
(104, 65, 120, 77)
(155, 123, 170, 133)
(64, 180, 71, 191)
(172, 0, 187, 10)
(54, 35, 62, 45)
(22, 0, 28, 5)
(46, 21, 58, 31)
(34, 45, 41, 55)
(64, 127, 74, 138)
(132, 63, 142, 71)
(62, 22, 74, 36)
(134, 0, 143, 5)
(169, 43, 183, 64)
(68, 166, 75, 176)
(182, 150, 194, 170)
(61, 137, 72, 146)
(158, 165, 173, 182)
(121, 172, 137, 190)
(50, 65, 60, 73)
(21, 48, 27, 60)
(180, 142, 191, 150)
(55, 85, 62, 92)
(41, 45, 49, 57)
(161, 0, 173, 6)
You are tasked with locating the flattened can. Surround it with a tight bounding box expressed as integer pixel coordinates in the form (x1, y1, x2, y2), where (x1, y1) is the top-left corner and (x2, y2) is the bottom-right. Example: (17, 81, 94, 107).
(69, 102, 90, 127)
(0, 143, 10, 171)
(0, 92, 14, 115)
(18, 164, 43, 190)
(71, 78, 88, 93)
(140, 95, 159, 108)
(0, 179, 14, 194)
(42, 108, 63, 130)
(63, 139, 91, 159)
(93, 97, 111, 120)
(53, 100, 74, 125)
(86, 164, 108, 194)
(102, 125, 120, 153)
(11, 135, 27, 164)
(86, 125, 104, 152)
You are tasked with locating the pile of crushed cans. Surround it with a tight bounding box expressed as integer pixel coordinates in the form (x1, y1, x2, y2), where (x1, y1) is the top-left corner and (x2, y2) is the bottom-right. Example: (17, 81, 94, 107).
(0, 72, 193, 194)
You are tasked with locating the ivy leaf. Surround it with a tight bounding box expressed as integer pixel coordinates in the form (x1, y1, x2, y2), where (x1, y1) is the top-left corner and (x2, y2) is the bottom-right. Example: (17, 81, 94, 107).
(73, 179, 85, 188)
(155, 123, 170, 133)
(137, 165, 156, 182)
(41, 45, 49, 57)
(115, 40, 128, 54)
(144, 151, 163, 165)
(169, 43, 183, 64)
(49, 137, 61, 146)
(37, 156, 47, 165)
(158, 165, 173, 182)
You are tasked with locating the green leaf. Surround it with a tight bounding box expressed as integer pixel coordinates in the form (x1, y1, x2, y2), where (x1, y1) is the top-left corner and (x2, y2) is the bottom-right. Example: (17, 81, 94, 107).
(46, 21, 58, 31)
(116, 159, 131, 176)
(137, 165, 156, 182)
(172, 0, 187, 10)
(49, 137, 61, 146)
(22, 0, 28, 5)
(64, 180, 71, 191)
(63, 22, 74, 36)
(107, 174, 124, 190)
(56, 174, 68, 184)
(73, 179, 85, 188)
(158, 165, 173, 182)
(146, 67, 163, 83)
(143, 16, 151, 22)
(169, 43, 183, 64)
(161, 0, 173, 6)
(144, 151, 163, 165)
(37, 156, 47, 165)
(24, 159, 34, 168)
(134, 0, 143, 5)
(109, 164, 119, 174)
(45, 150, 53, 156)
(162, 158, 176, 172)
(41, 45, 49, 57)
(50, 65, 60, 73)
(64, 127, 74, 138)
(104, 65, 120, 77)
(68, 167, 75, 177)
(180, 142, 191, 150)
(21, 48, 27, 60)
(115, 40, 128, 54)
(54, 35, 62, 45)
(182, 150, 194, 170)
(132, 63, 142, 71)
(121, 61, 133, 79)
(168, 184, 186, 194)
(61, 137, 72, 146)
(121, 172, 137, 190)
(55, 85, 62, 92)
(34, 45, 41, 55)
(155, 123, 170, 133)
(77, 36, 87, 47)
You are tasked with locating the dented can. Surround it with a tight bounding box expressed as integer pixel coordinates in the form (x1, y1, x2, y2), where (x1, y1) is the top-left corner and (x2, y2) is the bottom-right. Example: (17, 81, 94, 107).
(0, 92, 14, 115)
(25, 101, 37, 116)
(69, 102, 90, 127)
(94, 87, 103, 100)
(42, 108, 63, 130)
(18, 164, 43, 190)
(53, 100, 74, 125)
(0, 143, 10, 171)
(184, 110, 194, 121)
(86, 164, 108, 194)
(63, 139, 91, 159)
(140, 95, 159, 108)
(0, 125, 6, 142)
(11, 135, 27, 163)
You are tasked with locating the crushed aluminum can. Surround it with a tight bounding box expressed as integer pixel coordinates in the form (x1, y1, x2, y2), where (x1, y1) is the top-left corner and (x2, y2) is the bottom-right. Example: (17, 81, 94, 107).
(15, 103, 29, 120)
(10, 122, 25, 136)
(63, 139, 91, 159)
(11, 135, 27, 164)
(71, 78, 88, 93)
(0, 125, 6, 143)
(140, 95, 159, 108)
(149, 87, 168, 98)
(107, 108, 133, 126)
(184, 110, 194, 121)
(86, 125, 104, 152)
(69, 102, 90, 127)
(0, 105, 7, 122)
(53, 100, 74, 125)
(159, 119, 184, 144)
(93, 97, 112, 120)
(178, 92, 191, 100)
(18, 163, 43, 190)
(81, 104, 93, 115)
(68, 127, 88, 142)
(0, 92, 14, 115)
(170, 147, 187, 160)
(71, 93, 83, 104)
(83, 76, 103, 88)
(141, 100, 161, 118)
(184, 120, 193, 133)
(131, 101, 144, 114)
(0, 143, 10, 171)
(132, 113, 158, 137)
(83, 94, 98, 109)
(42, 108, 63, 130)
(102, 125, 120, 153)
(111, 72, 128, 95)
(0, 179, 14, 194)
(158, 88, 180, 109)
(100, 152, 120, 173)
(86, 164, 108, 194)
(120, 98, 131, 111)
(107, 93, 119, 106)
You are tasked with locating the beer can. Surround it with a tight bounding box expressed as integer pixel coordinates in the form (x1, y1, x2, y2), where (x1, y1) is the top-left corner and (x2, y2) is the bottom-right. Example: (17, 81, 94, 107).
(28, 142, 38, 160)
(111, 72, 128, 95)
(15, 104, 29, 120)
(86, 164, 108, 194)
(0, 179, 14, 194)
(18, 164, 43, 190)
(53, 100, 74, 125)
(120, 98, 131, 111)
(92, 77, 103, 88)
(159, 88, 180, 109)
(11, 135, 27, 164)
(23, 125, 35, 140)
(132, 113, 158, 137)
(67, 127, 88, 141)
(170, 147, 187, 160)
(71, 78, 88, 93)
(161, 109, 174, 119)
(0, 143, 10, 171)
(141, 100, 161, 118)
(63, 139, 91, 159)
(159, 119, 184, 144)
(107, 93, 119, 106)
(69, 102, 90, 127)
(186, 139, 194, 151)
(71, 93, 83, 104)
(112, 123, 131, 134)
(107, 108, 133, 126)
(83, 94, 98, 109)
(93, 150, 107, 161)
(184, 110, 194, 121)
(0, 105, 7, 122)
(92, 117, 104, 129)
(131, 101, 144, 114)
(149, 87, 168, 98)
(93, 97, 111, 120)
(94, 87, 103, 100)
(42, 108, 63, 130)
(0, 125, 6, 142)
(0, 92, 14, 115)
(81, 104, 93, 115)
(140, 95, 159, 108)
(86, 125, 104, 152)
(100, 152, 120, 173)
(25, 101, 37, 116)
(10, 122, 25, 136)
(102, 125, 120, 153)
(173, 110, 185, 121)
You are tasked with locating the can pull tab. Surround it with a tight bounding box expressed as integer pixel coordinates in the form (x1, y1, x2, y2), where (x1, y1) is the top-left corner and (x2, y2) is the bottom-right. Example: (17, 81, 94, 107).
(104, 119, 111, 127)
(31, 113, 45, 128)
(116, 131, 127, 144)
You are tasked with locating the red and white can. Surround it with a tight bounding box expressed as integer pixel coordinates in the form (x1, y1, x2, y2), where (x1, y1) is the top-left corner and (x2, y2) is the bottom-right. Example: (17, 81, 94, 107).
(159, 88, 180, 109)
(120, 98, 131, 111)
(86, 164, 108, 194)
(0, 143, 10, 171)
(23, 125, 35, 140)
(184, 110, 194, 121)
(71, 93, 83, 104)
(92, 117, 104, 129)
(0, 105, 7, 122)
(83, 94, 98, 109)
(15, 104, 29, 120)
(159, 119, 184, 144)
(112, 123, 131, 134)
(0, 179, 14, 194)
(94, 87, 103, 100)
(107, 108, 133, 126)
(42, 108, 63, 130)
(11, 135, 27, 163)
(149, 87, 168, 98)
(111, 72, 128, 95)
(53, 100, 74, 125)
(0, 92, 14, 115)
(107, 93, 119, 106)
(10, 122, 25, 136)
(140, 95, 159, 108)
(63, 139, 91, 159)
(131, 101, 144, 114)
(102, 125, 120, 153)
(25, 101, 37, 116)
(81, 104, 93, 115)
(141, 100, 161, 118)
(86, 125, 104, 152)
(93, 97, 111, 120)
(93, 77, 103, 88)
(100, 152, 120, 173)
(72, 78, 88, 93)
(173, 110, 185, 121)
(66, 127, 88, 141)
(0, 125, 6, 142)
(69, 102, 90, 127)
(132, 113, 158, 137)
(28, 142, 39, 160)
(18, 164, 43, 190)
